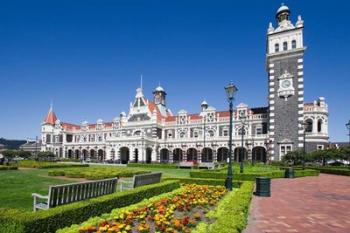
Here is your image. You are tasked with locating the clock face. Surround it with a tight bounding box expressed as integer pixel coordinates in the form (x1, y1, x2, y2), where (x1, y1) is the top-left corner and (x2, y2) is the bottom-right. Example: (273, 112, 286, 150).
(281, 80, 291, 88)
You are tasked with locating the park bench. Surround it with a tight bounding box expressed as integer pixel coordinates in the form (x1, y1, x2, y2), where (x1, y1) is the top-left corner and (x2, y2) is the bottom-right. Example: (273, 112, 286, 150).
(178, 161, 194, 169)
(198, 162, 218, 170)
(120, 172, 162, 191)
(32, 177, 118, 212)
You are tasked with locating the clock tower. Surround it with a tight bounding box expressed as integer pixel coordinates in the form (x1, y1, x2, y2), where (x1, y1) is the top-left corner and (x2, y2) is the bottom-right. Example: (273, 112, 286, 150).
(266, 4, 305, 160)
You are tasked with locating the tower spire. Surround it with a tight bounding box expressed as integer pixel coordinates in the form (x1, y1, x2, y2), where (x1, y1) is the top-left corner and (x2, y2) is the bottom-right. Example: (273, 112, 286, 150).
(140, 74, 143, 91)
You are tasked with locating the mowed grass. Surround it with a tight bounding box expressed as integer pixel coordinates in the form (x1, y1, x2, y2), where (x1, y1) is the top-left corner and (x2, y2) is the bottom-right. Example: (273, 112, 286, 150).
(0, 169, 78, 211)
(0, 166, 191, 211)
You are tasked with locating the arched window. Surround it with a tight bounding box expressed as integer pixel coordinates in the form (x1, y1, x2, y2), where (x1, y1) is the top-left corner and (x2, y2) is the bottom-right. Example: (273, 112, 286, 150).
(292, 40, 296, 49)
(275, 43, 279, 52)
(283, 42, 288, 51)
(305, 119, 313, 133)
(317, 119, 322, 133)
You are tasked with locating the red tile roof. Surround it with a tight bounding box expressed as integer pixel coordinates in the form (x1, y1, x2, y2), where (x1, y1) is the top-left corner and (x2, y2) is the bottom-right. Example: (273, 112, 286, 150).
(61, 122, 81, 130)
(44, 108, 58, 125)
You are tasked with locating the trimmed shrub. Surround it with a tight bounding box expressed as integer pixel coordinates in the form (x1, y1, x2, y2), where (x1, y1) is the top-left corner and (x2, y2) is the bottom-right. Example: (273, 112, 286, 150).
(162, 177, 242, 188)
(127, 162, 178, 169)
(48, 167, 150, 180)
(192, 181, 254, 233)
(306, 167, 350, 176)
(18, 160, 89, 169)
(0, 165, 18, 171)
(0, 180, 180, 233)
(294, 169, 320, 177)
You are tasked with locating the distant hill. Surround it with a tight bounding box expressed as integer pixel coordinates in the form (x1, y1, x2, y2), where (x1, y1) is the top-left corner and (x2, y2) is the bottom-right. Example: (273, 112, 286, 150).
(0, 138, 26, 150)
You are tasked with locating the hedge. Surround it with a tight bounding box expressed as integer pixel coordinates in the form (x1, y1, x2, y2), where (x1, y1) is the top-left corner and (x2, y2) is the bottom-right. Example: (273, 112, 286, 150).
(0, 165, 18, 170)
(127, 162, 178, 169)
(162, 177, 242, 188)
(48, 168, 150, 180)
(308, 167, 350, 176)
(190, 169, 319, 180)
(192, 181, 254, 233)
(18, 160, 89, 169)
(0, 180, 180, 233)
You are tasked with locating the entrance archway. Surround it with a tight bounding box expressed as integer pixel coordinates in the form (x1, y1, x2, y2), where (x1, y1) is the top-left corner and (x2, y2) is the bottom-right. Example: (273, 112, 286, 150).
(90, 149, 96, 160)
(201, 148, 213, 162)
(97, 149, 105, 161)
(74, 150, 80, 160)
(134, 149, 139, 163)
(67, 149, 73, 159)
(120, 147, 130, 164)
(186, 148, 197, 162)
(146, 148, 152, 164)
(234, 147, 248, 162)
(82, 149, 89, 161)
(173, 148, 183, 163)
(252, 147, 267, 163)
(160, 148, 169, 163)
(217, 147, 229, 163)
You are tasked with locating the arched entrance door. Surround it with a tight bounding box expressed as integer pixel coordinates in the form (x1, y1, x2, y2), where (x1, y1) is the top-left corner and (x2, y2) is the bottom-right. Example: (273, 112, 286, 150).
(173, 148, 183, 163)
(74, 150, 80, 160)
(67, 149, 73, 159)
(160, 148, 169, 163)
(120, 147, 130, 164)
(90, 149, 96, 160)
(201, 148, 213, 162)
(134, 149, 139, 163)
(217, 147, 229, 163)
(97, 149, 105, 161)
(186, 148, 197, 162)
(146, 148, 152, 164)
(252, 147, 267, 163)
(234, 147, 248, 162)
(82, 149, 89, 161)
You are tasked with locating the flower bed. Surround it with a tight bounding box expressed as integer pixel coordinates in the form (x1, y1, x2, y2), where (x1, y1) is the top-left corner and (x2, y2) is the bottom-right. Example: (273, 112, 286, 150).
(59, 184, 227, 233)
(48, 167, 150, 180)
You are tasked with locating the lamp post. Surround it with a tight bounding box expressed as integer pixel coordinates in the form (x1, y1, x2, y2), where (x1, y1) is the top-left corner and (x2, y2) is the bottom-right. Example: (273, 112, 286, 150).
(346, 120, 350, 170)
(239, 112, 247, 174)
(224, 81, 238, 191)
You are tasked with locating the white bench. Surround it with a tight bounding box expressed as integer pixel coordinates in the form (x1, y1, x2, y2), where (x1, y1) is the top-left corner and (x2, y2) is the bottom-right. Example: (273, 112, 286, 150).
(198, 162, 218, 170)
(32, 177, 118, 212)
(120, 172, 162, 191)
(178, 161, 194, 169)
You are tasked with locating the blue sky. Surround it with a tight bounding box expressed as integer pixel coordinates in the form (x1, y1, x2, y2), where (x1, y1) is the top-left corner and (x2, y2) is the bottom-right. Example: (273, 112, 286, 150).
(0, 0, 349, 141)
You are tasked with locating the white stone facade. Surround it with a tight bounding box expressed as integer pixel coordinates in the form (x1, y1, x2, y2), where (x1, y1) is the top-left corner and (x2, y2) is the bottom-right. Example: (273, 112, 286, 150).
(41, 4, 329, 163)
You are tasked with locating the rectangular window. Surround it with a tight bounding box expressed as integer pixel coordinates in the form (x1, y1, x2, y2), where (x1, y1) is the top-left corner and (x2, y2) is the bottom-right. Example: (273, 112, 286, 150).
(223, 130, 228, 137)
(256, 128, 262, 135)
(317, 145, 324, 150)
(280, 145, 292, 156)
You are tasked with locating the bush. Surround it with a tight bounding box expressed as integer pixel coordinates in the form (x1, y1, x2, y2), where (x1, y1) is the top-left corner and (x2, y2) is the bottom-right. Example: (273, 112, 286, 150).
(192, 181, 254, 233)
(190, 170, 285, 181)
(0, 165, 18, 171)
(48, 167, 150, 180)
(127, 163, 178, 169)
(307, 167, 350, 176)
(0, 180, 180, 233)
(162, 177, 242, 188)
(190, 169, 319, 180)
(18, 160, 89, 169)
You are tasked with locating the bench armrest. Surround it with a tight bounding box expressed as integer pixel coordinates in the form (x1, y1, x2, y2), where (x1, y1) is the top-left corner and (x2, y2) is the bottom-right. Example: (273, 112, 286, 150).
(32, 193, 49, 199)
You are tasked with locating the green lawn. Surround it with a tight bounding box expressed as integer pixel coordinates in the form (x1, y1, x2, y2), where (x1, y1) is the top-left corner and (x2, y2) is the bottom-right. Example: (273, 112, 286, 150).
(0, 169, 77, 211)
(0, 166, 191, 211)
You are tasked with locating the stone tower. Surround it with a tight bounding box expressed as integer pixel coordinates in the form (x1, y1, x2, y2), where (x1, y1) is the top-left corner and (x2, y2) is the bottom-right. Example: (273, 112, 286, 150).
(266, 4, 305, 160)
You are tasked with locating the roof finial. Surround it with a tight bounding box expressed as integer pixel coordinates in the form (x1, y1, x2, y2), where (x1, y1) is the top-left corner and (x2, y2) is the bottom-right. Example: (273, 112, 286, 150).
(50, 100, 53, 111)
(140, 74, 143, 91)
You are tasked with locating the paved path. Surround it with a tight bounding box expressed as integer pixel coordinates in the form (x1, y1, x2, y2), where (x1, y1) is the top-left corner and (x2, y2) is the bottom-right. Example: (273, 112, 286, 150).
(244, 174, 350, 233)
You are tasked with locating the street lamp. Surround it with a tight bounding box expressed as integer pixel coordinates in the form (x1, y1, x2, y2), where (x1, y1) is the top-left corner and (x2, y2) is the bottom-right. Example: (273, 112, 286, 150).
(239, 112, 247, 174)
(346, 120, 350, 170)
(224, 81, 238, 191)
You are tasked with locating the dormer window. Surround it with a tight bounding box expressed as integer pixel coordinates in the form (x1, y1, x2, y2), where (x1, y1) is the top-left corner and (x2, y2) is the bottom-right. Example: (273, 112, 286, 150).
(292, 40, 296, 49)
(283, 42, 288, 51)
(275, 43, 279, 52)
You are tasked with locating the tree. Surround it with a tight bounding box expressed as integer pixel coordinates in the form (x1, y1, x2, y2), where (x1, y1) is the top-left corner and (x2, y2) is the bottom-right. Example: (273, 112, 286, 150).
(282, 150, 304, 165)
(37, 151, 55, 161)
(17, 150, 32, 159)
(2, 150, 16, 160)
